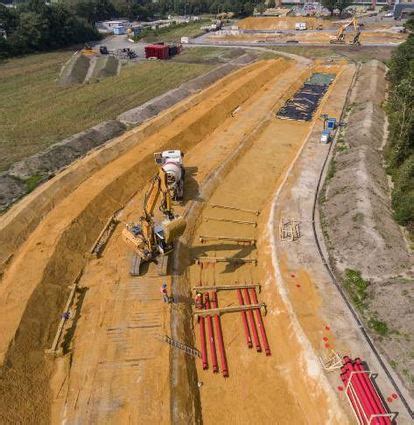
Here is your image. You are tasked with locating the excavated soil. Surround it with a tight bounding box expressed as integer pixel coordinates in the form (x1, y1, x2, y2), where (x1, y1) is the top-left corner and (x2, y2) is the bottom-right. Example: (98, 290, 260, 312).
(0, 59, 292, 424)
(181, 64, 352, 424)
(238, 16, 336, 30)
(54, 58, 310, 425)
(211, 31, 406, 45)
(321, 61, 414, 395)
(0, 56, 363, 424)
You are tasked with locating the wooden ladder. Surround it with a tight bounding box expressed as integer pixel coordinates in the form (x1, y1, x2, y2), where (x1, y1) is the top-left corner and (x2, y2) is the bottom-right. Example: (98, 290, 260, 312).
(161, 335, 201, 358)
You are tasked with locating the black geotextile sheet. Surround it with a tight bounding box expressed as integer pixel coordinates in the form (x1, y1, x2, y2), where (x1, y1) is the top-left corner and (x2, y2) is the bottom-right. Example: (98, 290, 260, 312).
(276, 74, 335, 122)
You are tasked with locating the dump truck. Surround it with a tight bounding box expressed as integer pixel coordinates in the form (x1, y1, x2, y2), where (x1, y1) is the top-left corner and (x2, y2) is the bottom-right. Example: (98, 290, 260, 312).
(154, 150, 185, 201)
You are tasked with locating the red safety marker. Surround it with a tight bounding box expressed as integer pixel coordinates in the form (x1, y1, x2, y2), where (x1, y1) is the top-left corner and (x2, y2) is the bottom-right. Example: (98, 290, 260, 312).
(325, 325, 330, 331)
(392, 393, 398, 400)
(325, 343, 330, 349)
(296, 284, 301, 288)
(291, 273, 296, 278)
(323, 337, 329, 342)
(337, 386, 344, 392)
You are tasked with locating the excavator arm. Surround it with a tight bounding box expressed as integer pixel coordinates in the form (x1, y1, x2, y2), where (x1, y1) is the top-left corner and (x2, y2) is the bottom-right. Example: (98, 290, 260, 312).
(143, 168, 173, 220)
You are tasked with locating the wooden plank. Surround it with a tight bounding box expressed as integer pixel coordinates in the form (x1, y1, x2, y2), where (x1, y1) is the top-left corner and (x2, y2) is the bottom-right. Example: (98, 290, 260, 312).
(195, 256, 257, 265)
(210, 203, 260, 216)
(199, 235, 256, 245)
(205, 216, 257, 227)
(194, 303, 266, 317)
(193, 284, 261, 293)
(45, 284, 78, 355)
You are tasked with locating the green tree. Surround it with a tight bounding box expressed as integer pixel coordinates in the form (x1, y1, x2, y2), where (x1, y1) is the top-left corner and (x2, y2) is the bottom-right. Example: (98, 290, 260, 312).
(256, 3, 266, 14)
(336, 0, 352, 16)
(75, 0, 116, 24)
(267, 0, 275, 8)
(322, 0, 336, 16)
(386, 17, 414, 232)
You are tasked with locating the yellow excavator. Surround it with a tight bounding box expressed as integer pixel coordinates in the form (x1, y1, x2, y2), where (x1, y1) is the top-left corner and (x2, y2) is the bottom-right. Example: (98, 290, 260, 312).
(330, 17, 361, 46)
(122, 167, 186, 276)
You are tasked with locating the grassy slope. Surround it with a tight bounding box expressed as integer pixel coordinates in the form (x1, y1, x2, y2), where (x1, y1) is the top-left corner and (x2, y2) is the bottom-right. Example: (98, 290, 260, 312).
(0, 50, 212, 172)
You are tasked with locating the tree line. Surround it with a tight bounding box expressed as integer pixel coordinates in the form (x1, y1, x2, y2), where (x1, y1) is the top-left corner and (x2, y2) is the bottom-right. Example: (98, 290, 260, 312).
(0, 0, 101, 57)
(0, 0, 263, 58)
(386, 17, 414, 234)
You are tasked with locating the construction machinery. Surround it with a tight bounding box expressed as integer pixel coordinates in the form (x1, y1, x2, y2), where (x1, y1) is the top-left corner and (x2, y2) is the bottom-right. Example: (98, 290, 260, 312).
(330, 17, 361, 46)
(81, 43, 97, 56)
(201, 20, 223, 32)
(154, 150, 185, 201)
(122, 167, 186, 276)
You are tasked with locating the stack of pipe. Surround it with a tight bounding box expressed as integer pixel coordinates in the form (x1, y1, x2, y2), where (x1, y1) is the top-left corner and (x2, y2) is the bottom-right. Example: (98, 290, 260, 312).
(205, 293, 219, 373)
(196, 285, 271, 378)
(236, 288, 271, 356)
(340, 356, 391, 425)
(211, 291, 229, 377)
(198, 294, 208, 370)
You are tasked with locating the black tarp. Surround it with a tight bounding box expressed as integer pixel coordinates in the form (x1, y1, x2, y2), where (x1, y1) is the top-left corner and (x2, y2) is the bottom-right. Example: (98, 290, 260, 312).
(276, 74, 335, 121)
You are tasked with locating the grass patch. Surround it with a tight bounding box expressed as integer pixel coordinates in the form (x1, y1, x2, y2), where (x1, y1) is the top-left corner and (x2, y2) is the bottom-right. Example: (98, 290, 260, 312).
(368, 318, 389, 336)
(135, 20, 209, 43)
(24, 174, 43, 193)
(343, 268, 369, 310)
(0, 50, 213, 172)
(337, 143, 348, 153)
(352, 212, 364, 223)
(326, 159, 336, 181)
(172, 46, 243, 64)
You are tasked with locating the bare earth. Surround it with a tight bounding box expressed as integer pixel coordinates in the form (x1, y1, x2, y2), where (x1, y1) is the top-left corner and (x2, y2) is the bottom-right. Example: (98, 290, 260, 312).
(1, 51, 412, 425)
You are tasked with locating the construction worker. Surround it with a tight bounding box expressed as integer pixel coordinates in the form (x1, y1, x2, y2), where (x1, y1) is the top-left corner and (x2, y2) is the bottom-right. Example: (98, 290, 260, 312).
(160, 283, 171, 303)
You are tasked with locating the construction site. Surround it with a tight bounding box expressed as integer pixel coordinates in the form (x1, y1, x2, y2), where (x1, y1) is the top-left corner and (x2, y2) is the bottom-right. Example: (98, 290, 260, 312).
(0, 12, 414, 424)
(206, 15, 407, 45)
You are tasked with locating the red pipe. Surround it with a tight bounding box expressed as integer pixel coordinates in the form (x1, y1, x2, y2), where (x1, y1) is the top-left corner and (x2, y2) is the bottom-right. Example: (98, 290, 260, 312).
(198, 294, 208, 370)
(346, 360, 379, 424)
(354, 359, 390, 425)
(249, 288, 271, 356)
(211, 291, 229, 378)
(236, 289, 252, 348)
(243, 288, 261, 352)
(341, 374, 365, 425)
(341, 359, 366, 424)
(205, 293, 218, 373)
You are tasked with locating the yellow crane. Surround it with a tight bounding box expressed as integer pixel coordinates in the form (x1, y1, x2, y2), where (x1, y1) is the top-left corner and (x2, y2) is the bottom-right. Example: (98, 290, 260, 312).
(122, 167, 186, 276)
(330, 17, 361, 46)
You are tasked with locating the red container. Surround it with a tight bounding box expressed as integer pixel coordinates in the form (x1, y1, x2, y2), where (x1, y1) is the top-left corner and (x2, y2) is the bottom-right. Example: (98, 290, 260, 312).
(145, 44, 170, 60)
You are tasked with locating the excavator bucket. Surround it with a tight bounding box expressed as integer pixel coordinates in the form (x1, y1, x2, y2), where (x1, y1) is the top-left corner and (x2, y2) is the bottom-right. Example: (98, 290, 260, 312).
(163, 216, 186, 244)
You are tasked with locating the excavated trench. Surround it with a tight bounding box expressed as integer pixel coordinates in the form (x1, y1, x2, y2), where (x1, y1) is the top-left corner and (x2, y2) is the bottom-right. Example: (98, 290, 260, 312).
(170, 66, 350, 424)
(0, 54, 356, 424)
(0, 59, 294, 423)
